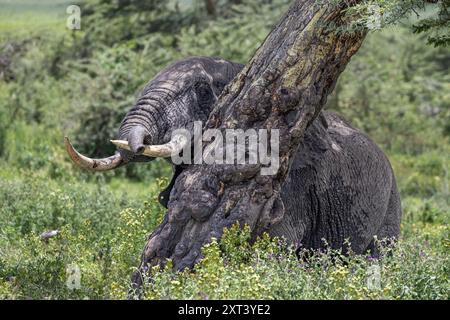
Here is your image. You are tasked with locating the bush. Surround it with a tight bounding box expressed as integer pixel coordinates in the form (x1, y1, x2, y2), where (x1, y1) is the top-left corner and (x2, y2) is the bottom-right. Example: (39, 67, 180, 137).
(142, 223, 449, 300)
(0, 173, 166, 299)
(0, 172, 448, 299)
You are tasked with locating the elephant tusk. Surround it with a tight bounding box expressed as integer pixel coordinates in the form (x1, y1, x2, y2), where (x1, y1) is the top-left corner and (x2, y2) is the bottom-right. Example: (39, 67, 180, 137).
(111, 134, 189, 158)
(64, 137, 125, 171)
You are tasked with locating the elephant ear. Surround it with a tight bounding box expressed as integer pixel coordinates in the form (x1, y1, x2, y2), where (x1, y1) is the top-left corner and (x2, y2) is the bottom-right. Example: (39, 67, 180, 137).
(158, 165, 185, 208)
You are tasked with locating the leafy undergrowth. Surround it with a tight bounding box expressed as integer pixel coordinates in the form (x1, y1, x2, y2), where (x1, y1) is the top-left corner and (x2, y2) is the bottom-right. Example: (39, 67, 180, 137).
(0, 171, 448, 300)
(142, 224, 448, 300)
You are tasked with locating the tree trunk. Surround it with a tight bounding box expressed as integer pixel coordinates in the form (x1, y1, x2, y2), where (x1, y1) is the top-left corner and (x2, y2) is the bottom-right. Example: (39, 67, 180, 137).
(132, 0, 366, 289)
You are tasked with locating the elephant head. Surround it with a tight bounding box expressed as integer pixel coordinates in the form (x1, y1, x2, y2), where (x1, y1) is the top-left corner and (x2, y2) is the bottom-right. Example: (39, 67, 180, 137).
(65, 56, 244, 199)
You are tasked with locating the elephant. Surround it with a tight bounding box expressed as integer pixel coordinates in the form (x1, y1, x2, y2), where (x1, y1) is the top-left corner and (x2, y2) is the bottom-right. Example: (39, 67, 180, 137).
(65, 56, 401, 255)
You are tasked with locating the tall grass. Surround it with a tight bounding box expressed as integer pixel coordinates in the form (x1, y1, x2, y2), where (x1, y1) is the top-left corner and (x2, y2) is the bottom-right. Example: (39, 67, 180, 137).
(0, 0, 72, 40)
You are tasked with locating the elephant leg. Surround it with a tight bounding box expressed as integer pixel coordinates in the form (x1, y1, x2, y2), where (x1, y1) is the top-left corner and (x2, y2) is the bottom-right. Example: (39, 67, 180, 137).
(366, 179, 402, 257)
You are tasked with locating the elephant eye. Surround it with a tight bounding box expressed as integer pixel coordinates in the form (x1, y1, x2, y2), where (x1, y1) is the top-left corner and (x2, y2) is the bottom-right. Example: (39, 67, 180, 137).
(213, 80, 227, 94)
(195, 83, 215, 110)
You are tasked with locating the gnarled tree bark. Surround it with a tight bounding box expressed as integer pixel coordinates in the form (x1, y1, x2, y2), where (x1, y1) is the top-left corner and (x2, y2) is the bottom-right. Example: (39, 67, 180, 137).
(132, 0, 366, 289)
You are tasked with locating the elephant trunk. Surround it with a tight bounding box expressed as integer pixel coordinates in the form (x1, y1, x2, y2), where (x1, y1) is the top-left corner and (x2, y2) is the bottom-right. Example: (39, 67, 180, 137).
(65, 57, 244, 171)
(65, 87, 181, 171)
(128, 126, 147, 154)
(118, 81, 177, 146)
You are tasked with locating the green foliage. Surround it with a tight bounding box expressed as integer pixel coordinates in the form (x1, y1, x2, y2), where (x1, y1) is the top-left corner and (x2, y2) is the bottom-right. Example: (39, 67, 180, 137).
(0, 172, 166, 299)
(330, 27, 450, 154)
(412, 0, 450, 47)
(344, 0, 450, 47)
(0, 0, 70, 42)
(80, 0, 190, 50)
(0, 187, 448, 300)
(142, 222, 449, 300)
